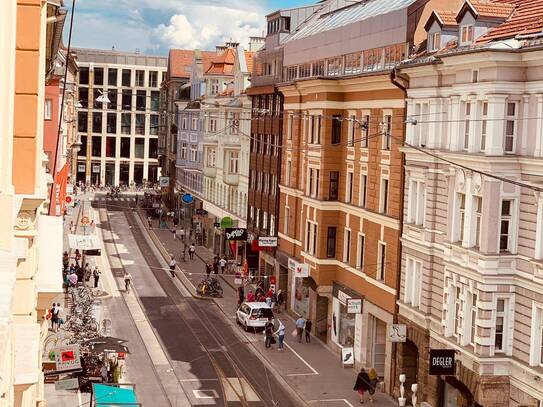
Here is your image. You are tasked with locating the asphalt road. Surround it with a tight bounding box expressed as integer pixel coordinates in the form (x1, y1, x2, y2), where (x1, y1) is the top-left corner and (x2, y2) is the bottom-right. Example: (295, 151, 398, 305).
(93, 193, 302, 407)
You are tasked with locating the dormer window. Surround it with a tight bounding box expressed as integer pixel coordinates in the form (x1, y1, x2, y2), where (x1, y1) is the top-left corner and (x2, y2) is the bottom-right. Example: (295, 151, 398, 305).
(428, 31, 441, 51)
(460, 24, 474, 45)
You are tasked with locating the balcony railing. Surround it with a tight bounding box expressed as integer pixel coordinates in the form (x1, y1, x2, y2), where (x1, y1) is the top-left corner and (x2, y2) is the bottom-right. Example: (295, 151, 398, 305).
(203, 167, 217, 178)
(223, 173, 239, 186)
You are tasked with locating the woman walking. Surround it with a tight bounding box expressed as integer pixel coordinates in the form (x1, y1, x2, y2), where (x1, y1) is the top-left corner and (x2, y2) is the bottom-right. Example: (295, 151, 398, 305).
(368, 368, 378, 401)
(353, 368, 372, 404)
(275, 319, 286, 350)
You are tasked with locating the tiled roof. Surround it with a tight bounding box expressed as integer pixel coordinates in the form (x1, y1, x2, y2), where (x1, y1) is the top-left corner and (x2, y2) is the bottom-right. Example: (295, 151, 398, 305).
(476, 0, 543, 42)
(200, 51, 217, 73)
(206, 48, 236, 75)
(168, 49, 194, 79)
(425, 10, 458, 30)
(470, 0, 516, 19)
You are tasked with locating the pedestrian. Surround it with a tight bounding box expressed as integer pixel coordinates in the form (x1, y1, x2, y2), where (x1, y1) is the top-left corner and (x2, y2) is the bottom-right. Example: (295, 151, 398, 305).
(276, 289, 284, 313)
(68, 272, 78, 287)
(100, 365, 108, 383)
(247, 290, 255, 302)
(275, 319, 286, 350)
(219, 256, 227, 273)
(264, 317, 274, 349)
(70, 221, 76, 234)
(295, 316, 306, 343)
(304, 318, 312, 343)
(50, 303, 59, 332)
(188, 243, 195, 260)
(213, 259, 219, 275)
(205, 262, 212, 279)
(237, 286, 245, 307)
(147, 216, 153, 229)
(179, 227, 185, 241)
(368, 368, 378, 400)
(353, 368, 372, 404)
(169, 256, 177, 278)
(124, 271, 133, 293)
(93, 266, 101, 288)
(69, 263, 76, 274)
(84, 262, 91, 286)
(74, 249, 81, 266)
(56, 303, 64, 329)
(62, 251, 69, 271)
(265, 295, 272, 308)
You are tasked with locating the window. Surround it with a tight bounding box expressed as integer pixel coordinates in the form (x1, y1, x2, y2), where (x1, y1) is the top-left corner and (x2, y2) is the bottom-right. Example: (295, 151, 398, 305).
(382, 115, 391, 150)
(270, 215, 275, 236)
(79, 87, 88, 108)
(494, 298, 507, 353)
(228, 151, 239, 174)
(209, 118, 217, 132)
(78, 111, 88, 132)
(287, 114, 293, 140)
(136, 91, 146, 111)
(78, 136, 87, 156)
(500, 199, 513, 252)
(106, 113, 117, 133)
(120, 137, 130, 158)
(284, 207, 290, 235)
(149, 138, 158, 159)
(206, 148, 216, 167)
(454, 286, 462, 337)
(135, 70, 145, 87)
(149, 71, 158, 87)
(134, 138, 144, 159)
(359, 174, 367, 207)
(122, 69, 131, 87)
(429, 31, 441, 51)
(481, 102, 488, 151)
(107, 89, 118, 110)
(150, 91, 160, 111)
(380, 178, 389, 214)
(150, 114, 158, 135)
(105, 137, 116, 158)
(377, 242, 386, 281)
(348, 115, 356, 146)
(91, 136, 102, 156)
(408, 180, 425, 225)
(92, 112, 102, 133)
(180, 142, 187, 160)
(44, 99, 52, 120)
(181, 117, 188, 130)
(108, 68, 117, 86)
(343, 230, 351, 263)
(94, 67, 104, 85)
(472, 70, 479, 83)
(190, 145, 197, 162)
(93, 88, 104, 109)
(474, 196, 482, 247)
(191, 117, 198, 130)
(404, 258, 422, 307)
(505, 102, 516, 153)
(463, 102, 471, 150)
(327, 227, 336, 258)
(331, 115, 341, 144)
(79, 67, 89, 85)
(329, 171, 339, 200)
(286, 159, 292, 186)
(135, 114, 145, 135)
(307, 168, 319, 198)
(346, 172, 353, 203)
(361, 114, 369, 147)
(122, 90, 132, 110)
(460, 25, 474, 45)
(310, 115, 321, 144)
(210, 79, 219, 95)
(457, 193, 466, 242)
(357, 234, 365, 269)
(121, 113, 131, 134)
(470, 293, 477, 346)
(305, 221, 317, 255)
(530, 306, 543, 366)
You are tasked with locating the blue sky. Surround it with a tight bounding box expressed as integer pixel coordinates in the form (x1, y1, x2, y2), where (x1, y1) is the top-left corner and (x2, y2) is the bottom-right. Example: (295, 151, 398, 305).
(66, 0, 314, 55)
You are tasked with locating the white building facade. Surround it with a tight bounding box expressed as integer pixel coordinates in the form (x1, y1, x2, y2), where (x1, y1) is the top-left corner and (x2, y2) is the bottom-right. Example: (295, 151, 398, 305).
(396, 2, 543, 406)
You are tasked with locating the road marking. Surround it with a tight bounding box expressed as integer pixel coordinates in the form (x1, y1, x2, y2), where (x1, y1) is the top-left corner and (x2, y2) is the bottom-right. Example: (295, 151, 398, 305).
(309, 399, 354, 407)
(179, 378, 218, 382)
(192, 389, 219, 399)
(283, 341, 319, 375)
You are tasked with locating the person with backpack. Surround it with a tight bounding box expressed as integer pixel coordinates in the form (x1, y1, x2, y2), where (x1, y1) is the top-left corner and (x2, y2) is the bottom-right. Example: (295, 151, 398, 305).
(93, 266, 101, 288)
(264, 317, 275, 349)
(169, 256, 177, 278)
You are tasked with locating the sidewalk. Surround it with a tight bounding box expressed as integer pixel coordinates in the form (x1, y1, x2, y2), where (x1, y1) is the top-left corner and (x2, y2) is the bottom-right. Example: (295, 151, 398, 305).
(145, 212, 398, 407)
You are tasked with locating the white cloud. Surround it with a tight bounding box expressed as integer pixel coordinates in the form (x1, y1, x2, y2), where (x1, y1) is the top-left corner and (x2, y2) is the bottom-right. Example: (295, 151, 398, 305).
(152, 4, 265, 50)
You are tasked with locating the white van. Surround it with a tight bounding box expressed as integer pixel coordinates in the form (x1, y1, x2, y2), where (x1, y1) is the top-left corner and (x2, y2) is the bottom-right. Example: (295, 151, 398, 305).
(236, 302, 274, 331)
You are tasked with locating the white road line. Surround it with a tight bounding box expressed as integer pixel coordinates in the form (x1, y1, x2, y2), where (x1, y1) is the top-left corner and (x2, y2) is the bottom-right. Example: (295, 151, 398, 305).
(283, 341, 319, 375)
(179, 378, 218, 382)
(309, 399, 354, 407)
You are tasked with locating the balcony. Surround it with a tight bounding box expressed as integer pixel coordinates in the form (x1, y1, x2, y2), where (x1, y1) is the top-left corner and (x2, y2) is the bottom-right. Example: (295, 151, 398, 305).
(223, 173, 239, 186)
(203, 167, 217, 178)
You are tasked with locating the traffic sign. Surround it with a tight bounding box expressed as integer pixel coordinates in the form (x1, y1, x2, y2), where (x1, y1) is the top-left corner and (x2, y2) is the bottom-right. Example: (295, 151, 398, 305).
(181, 193, 194, 204)
(65, 195, 73, 204)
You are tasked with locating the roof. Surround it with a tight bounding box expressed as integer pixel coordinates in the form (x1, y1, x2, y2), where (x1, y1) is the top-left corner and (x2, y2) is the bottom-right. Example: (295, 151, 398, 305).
(205, 47, 236, 75)
(168, 49, 194, 79)
(287, 0, 417, 42)
(477, 0, 543, 42)
(457, 0, 515, 22)
(200, 51, 217, 73)
(425, 10, 458, 30)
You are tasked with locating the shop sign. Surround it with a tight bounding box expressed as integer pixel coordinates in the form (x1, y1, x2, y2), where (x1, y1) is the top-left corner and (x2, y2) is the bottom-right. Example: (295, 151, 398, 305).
(54, 345, 81, 372)
(288, 258, 297, 272)
(181, 193, 194, 204)
(429, 349, 455, 375)
(55, 378, 79, 391)
(220, 216, 234, 228)
(294, 263, 309, 278)
(388, 324, 407, 343)
(159, 176, 169, 187)
(92, 164, 100, 173)
(337, 290, 351, 305)
(258, 236, 278, 247)
(225, 228, 247, 241)
(77, 164, 85, 172)
(346, 298, 362, 314)
(341, 347, 355, 367)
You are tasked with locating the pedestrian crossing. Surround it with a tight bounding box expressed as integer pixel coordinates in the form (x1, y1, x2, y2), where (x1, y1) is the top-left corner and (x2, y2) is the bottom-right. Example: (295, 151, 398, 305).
(92, 196, 137, 202)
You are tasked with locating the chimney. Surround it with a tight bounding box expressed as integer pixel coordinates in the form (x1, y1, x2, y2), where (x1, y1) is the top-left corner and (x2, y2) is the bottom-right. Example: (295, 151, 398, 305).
(216, 45, 227, 55)
(248, 36, 265, 52)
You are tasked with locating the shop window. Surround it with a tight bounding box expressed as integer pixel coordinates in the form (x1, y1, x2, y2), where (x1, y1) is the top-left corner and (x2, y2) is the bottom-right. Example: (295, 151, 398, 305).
(108, 68, 117, 86)
(134, 138, 144, 159)
(326, 227, 336, 258)
(337, 301, 355, 346)
(120, 137, 130, 158)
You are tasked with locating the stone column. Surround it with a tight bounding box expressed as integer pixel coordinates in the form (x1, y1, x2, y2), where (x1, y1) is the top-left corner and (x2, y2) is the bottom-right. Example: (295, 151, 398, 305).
(520, 94, 530, 156)
(534, 95, 543, 157)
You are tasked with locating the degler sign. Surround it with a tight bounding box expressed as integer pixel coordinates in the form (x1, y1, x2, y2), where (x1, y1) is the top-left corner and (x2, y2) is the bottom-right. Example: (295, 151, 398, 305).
(429, 349, 455, 375)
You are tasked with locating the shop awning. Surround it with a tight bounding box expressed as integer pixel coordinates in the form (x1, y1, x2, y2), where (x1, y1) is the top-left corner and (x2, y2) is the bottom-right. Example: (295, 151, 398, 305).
(92, 383, 139, 406)
(68, 234, 101, 251)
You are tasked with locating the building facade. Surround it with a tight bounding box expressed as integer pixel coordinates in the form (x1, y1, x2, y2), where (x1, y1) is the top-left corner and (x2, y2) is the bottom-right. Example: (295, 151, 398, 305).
(74, 48, 166, 186)
(159, 49, 193, 208)
(0, 0, 65, 405)
(397, 1, 543, 406)
(274, 0, 459, 393)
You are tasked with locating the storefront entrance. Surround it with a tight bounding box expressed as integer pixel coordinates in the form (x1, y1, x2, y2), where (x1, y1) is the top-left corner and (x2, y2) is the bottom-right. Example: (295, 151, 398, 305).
(443, 377, 481, 407)
(369, 315, 386, 377)
(400, 340, 419, 400)
(315, 295, 328, 342)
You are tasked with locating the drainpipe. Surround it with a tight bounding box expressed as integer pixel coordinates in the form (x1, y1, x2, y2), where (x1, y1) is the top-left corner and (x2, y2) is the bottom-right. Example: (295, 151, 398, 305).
(390, 67, 408, 401)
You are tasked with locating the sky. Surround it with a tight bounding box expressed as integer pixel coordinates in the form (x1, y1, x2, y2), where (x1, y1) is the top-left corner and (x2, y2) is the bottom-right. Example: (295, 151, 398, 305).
(65, 0, 313, 55)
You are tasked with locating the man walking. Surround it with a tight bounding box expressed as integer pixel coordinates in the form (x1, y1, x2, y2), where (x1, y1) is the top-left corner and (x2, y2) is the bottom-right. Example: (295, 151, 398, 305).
(188, 243, 195, 260)
(93, 266, 101, 288)
(264, 317, 274, 349)
(219, 256, 227, 274)
(295, 316, 306, 343)
(305, 318, 312, 343)
(124, 271, 133, 293)
(169, 256, 177, 278)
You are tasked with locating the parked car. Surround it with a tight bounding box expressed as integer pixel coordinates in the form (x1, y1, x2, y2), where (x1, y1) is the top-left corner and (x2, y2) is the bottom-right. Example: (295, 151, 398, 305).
(236, 302, 274, 332)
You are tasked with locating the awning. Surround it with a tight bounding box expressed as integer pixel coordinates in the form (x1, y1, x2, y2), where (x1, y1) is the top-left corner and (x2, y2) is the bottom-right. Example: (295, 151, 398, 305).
(68, 234, 101, 251)
(92, 384, 139, 406)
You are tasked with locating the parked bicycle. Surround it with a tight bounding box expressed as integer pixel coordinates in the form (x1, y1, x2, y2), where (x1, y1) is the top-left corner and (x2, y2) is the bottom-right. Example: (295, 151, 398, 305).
(197, 277, 224, 297)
